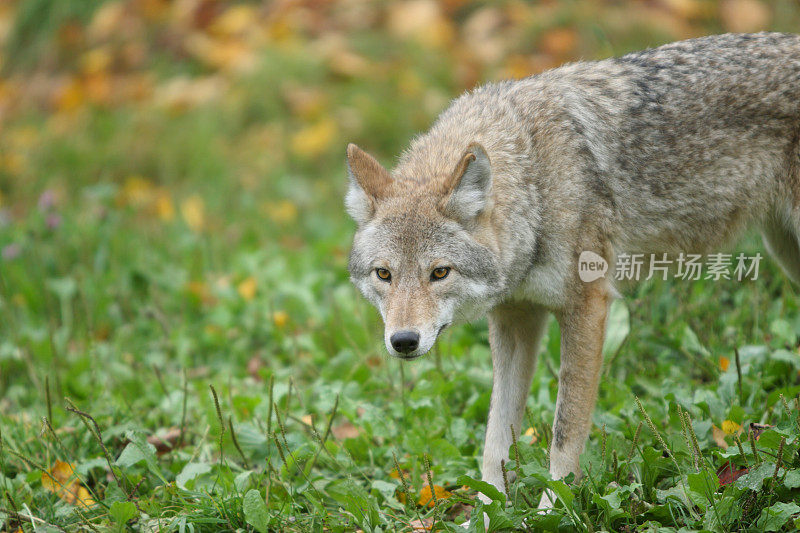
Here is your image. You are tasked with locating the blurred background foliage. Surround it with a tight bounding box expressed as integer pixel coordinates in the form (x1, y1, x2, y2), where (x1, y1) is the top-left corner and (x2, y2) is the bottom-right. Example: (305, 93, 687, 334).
(2, 1, 800, 530)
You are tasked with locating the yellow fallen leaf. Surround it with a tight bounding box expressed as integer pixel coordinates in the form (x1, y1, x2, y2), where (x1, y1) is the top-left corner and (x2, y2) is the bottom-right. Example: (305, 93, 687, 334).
(722, 420, 741, 435)
(42, 460, 95, 508)
(265, 200, 298, 224)
(272, 310, 288, 328)
(118, 176, 155, 208)
(237, 277, 257, 300)
(290, 119, 336, 159)
(719, 356, 730, 371)
(42, 459, 75, 492)
(523, 426, 538, 444)
(211, 5, 257, 37)
(154, 190, 175, 221)
(81, 47, 113, 75)
(75, 486, 95, 507)
(417, 484, 451, 508)
(54, 78, 85, 113)
(181, 194, 205, 231)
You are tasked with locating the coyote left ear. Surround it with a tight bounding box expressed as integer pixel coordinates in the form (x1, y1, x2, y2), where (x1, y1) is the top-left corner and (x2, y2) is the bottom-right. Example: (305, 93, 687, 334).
(345, 143, 392, 225)
(441, 143, 492, 222)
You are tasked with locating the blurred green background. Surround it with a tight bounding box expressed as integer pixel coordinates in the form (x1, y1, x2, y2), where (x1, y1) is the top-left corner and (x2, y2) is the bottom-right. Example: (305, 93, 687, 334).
(2, 1, 800, 531)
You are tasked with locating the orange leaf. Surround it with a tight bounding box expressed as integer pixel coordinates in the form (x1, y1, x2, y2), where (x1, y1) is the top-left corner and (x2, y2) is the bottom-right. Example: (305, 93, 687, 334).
(42, 460, 95, 508)
(417, 484, 451, 508)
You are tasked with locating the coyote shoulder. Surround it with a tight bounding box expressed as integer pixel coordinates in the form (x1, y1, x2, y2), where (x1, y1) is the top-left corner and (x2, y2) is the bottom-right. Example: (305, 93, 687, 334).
(344, 32, 800, 506)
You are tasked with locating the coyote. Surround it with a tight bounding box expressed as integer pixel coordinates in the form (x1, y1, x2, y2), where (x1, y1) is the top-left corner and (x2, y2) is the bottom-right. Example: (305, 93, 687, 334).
(344, 33, 800, 507)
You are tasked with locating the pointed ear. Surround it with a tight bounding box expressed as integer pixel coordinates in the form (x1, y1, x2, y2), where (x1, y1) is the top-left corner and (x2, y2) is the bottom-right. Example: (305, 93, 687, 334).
(345, 143, 392, 225)
(440, 143, 492, 222)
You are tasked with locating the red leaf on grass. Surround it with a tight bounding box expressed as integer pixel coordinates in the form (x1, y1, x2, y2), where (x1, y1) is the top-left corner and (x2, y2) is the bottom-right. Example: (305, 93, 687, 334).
(717, 461, 749, 486)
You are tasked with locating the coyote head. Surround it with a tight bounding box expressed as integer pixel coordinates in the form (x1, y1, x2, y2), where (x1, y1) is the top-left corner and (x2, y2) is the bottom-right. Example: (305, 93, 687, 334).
(345, 143, 501, 359)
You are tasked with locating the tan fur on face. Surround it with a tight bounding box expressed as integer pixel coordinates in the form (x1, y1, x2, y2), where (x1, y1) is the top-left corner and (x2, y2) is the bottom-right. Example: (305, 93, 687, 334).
(383, 277, 437, 333)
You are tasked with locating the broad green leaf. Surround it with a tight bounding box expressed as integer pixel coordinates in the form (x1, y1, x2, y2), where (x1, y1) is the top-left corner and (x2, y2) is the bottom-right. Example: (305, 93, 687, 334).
(483, 500, 515, 532)
(109, 501, 138, 525)
(783, 469, 800, 489)
(735, 462, 775, 492)
(547, 480, 574, 507)
(755, 502, 800, 532)
(370, 479, 397, 501)
(456, 475, 505, 505)
(326, 478, 379, 528)
(176, 462, 212, 490)
(116, 431, 166, 483)
(243, 489, 269, 533)
(702, 492, 742, 532)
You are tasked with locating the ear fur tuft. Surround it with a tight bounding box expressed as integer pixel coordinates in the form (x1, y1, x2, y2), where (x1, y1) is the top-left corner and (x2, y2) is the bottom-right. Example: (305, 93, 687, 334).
(441, 143, 492, 222)
(345, 143, 392, 225)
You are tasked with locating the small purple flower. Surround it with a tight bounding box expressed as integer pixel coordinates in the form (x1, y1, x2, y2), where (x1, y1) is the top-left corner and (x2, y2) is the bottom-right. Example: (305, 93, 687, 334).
(2, 243, 21, 260)
(46, 213, 62, 229)
(38, 189, 56, 211)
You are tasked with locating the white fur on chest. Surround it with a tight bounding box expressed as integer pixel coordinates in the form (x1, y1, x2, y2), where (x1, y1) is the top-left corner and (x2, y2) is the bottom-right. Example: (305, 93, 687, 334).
(511, 260, 568, 308)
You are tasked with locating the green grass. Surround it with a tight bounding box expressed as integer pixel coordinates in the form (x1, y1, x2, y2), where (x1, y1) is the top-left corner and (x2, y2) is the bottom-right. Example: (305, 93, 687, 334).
(2, 1, 800, 531)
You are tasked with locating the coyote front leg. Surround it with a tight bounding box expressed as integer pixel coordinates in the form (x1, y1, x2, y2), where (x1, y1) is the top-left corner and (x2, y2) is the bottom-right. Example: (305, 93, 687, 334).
(480, 302, 549, 502)
(539, 283, 609, 508)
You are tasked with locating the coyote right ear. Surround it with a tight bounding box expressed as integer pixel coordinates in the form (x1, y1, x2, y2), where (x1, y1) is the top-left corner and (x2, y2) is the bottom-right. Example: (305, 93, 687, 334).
(345, 143, 392, 225)
(441, 143, 492, 223)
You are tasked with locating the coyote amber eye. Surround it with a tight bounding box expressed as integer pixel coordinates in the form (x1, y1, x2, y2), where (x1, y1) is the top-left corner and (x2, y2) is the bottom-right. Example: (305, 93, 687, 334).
(376, 268, 391, 281)
(431, 267, 450, 281)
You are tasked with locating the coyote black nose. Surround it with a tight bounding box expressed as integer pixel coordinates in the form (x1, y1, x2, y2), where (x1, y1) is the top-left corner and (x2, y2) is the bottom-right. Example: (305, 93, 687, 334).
(391, 331, 419, 354)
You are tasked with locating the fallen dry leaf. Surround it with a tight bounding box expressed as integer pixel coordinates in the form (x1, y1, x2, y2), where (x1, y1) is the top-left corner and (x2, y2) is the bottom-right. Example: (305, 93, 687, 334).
(712, 425, 728, 448)
(331, 421, 360, 440)
(717, 460, 748, 486)
(147, 427, 183, 455)
(272, 310, 288, 328)
(290, 118, 336, 159)
(247, 354, 264, 381)
(417, 484, 451, 508)
(720, 0, 771, 33)
(42, 460, 95, 508)
(181, 194, 205, 232)
(722, 420, 741, 435)
(524, 426, 538, 444)
(409, 517, 433, 532)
